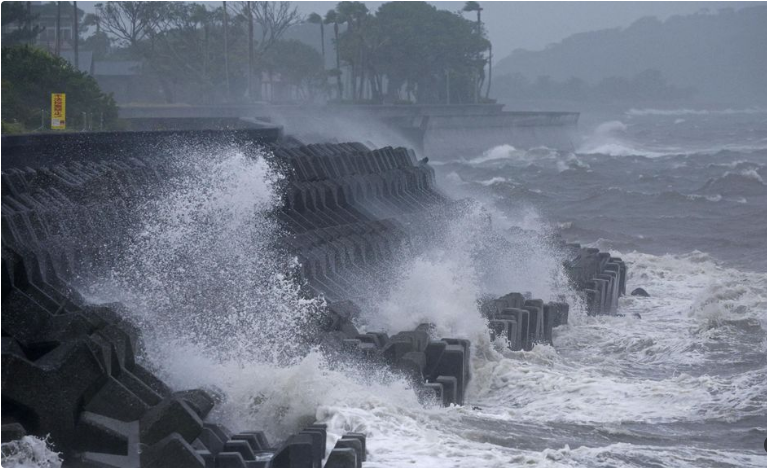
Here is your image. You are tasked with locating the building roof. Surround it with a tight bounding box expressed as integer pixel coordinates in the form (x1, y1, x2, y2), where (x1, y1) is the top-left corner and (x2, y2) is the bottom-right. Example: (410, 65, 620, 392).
(93, 61, 142, 76)
(59, 50, 93, 74)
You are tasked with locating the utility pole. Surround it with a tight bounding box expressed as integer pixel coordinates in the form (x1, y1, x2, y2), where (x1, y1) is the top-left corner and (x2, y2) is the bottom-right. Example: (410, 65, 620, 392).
(445, 70, 451, 105)
(73, 1, 79, 70)
(320, 21, 325, 61)
(55, 1, 61, 56)
(26, 2, 33, 45)
(247, 3, 254, 102)
(223, 2, 230, 102)
(486, 42, 492, 100)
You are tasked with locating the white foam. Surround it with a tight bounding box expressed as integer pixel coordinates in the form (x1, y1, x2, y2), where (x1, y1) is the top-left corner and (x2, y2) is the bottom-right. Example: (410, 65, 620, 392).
(468, 144, 519, 164)
(477, 176, 508, 186)
(723, 168, 765, 184)
(577, 121, 666, 158)
(469, 250, 767, 429)
(0, 436, 61, 468)
(627, 107, 767, 116)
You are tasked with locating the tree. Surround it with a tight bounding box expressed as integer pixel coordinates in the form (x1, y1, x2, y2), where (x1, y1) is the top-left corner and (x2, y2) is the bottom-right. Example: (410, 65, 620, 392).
(95, 2, 177, 102)
(462, 1, 482, 32)
(261, 39, 325, 100)
(307, 12, 325, 62)
(95, 2, 162, 47)
(370, 2, 489, 104)
(82, 13, 110, 60)
(461, 1, 485, 102)
(1, 2, 44, 45)
(324, 9, 342, 99)
(2, 46, 118, 132)
(335, 2, 369, 101)
(233, 2, 301, 101)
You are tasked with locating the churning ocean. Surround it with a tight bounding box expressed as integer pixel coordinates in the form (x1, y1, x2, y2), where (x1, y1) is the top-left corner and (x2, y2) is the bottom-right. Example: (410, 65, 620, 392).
(7, 108, 765, 468)
(423, 107, 767, 467)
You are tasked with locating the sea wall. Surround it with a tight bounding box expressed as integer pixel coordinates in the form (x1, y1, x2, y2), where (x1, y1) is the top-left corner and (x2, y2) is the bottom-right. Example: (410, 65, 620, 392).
(117, 104, 580, 158)
(1, 130, 624, 467)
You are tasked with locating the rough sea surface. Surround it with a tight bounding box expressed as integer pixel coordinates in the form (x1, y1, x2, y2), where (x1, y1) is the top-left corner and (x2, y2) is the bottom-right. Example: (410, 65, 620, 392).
(415, 107, 767, 467)
(4, 109, 765, 468)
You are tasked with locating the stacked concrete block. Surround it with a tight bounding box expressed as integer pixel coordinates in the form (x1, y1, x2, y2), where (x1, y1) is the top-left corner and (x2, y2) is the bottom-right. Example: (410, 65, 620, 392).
(1, 247, 365, 467)
(482, 292, 570, 351)
(564, 245, 627, 315)
(340, 323, 471, 407)
(274, 143, 448, 302)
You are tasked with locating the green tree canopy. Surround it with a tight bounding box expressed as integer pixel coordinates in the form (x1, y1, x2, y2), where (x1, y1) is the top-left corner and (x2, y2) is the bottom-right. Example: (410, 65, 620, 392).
(341, 1, 489, 103)
(261, 39, 325, 100)
(2, 46, 118, 132)
(1, 2, 44, 45)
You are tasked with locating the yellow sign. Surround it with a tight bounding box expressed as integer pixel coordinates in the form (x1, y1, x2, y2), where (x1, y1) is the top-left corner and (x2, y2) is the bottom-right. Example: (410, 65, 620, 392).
(51, 93, 66, 130)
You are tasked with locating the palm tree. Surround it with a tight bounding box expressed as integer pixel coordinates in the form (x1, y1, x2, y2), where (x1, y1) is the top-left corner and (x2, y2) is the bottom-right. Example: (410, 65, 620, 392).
(324, 9, 341, 99)
(462, 1, 484, 103)
(307, 12, 325, 63)
(335, 2, 368, 101)
(462, 1, 482, 33)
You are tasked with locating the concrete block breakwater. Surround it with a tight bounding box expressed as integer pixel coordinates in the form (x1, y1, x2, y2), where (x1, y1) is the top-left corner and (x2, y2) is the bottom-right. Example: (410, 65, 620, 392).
(1, 130, 626, 466)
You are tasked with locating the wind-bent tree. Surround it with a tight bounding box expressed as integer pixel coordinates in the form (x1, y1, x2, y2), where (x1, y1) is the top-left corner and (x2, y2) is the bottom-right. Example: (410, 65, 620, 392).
(462, 1, 483, 32)
(307, 12, 325, 62)
(81, 13, 109, 60)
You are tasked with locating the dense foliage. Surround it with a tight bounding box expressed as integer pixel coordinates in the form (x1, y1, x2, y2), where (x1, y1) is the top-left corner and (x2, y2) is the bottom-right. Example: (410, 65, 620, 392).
(261, 40, 325, 100)
(1, 2, 43, 45)
(2, 1, 491, 107)
(2, 46, 118, 133)
(333, 1, 490, 103)
(93, 1, 301, 103)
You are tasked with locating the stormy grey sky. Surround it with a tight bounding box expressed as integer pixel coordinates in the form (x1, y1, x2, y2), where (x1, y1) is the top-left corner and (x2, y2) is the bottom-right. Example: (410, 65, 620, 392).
(77, 1, 761, 60)
(292, 1, 760, 59)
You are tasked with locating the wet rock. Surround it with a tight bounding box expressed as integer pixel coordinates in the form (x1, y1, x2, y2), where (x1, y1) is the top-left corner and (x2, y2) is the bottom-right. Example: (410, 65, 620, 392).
(631, 287, 650, 297)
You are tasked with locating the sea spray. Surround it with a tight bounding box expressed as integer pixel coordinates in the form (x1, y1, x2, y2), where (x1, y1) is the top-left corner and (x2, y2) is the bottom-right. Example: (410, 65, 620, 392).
(78, 143, 335, 438)
(0, 436, 61, 468)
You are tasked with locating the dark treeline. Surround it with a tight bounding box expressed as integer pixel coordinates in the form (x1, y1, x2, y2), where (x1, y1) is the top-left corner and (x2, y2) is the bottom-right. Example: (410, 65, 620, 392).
(494, 69, 696, 104)
(2, 1, 494, 107)
(329, 1, 489, 104)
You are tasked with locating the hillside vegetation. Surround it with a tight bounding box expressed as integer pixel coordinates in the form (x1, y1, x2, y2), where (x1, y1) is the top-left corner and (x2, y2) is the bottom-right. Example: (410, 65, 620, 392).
(493, 6, 767, 105)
